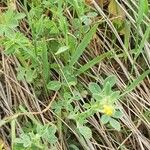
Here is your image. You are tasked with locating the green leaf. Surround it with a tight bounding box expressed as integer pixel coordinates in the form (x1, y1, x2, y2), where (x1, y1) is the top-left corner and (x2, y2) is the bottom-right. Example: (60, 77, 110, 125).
(113, 110, 123, 119)
(72, 90, 82, 100)
(47, 81, 61, 91)
(88, 82, 101, 94)
(66, 76, 77, 86)
(26, 69, 36, 83)
(78, 125, 92, 139)
(93, 94, 103, 101)
(101, 115, 110, 124)
(0, 10, 25, 36)
(16, 66, 26, 81)
(42, 41, 49, 83)
(103, 82, 111, 95)
(109, 118, 121, 131)
(41, 125, 57, 145)
(69, 24, 98, 66)
(64, 92, 72, 100)
(122, 70, 150, 96)
(64, 76, 77, 86)
(62, 66, 77, 86)
(16, 133, 32, 148)
(3, 32, 31, 55)
(87, 12, 98, 18)
(80, 15, 92, 25)
(110, 91, 120, 103)
(103, 75, 117, 88)
(55, 46, 69, 55)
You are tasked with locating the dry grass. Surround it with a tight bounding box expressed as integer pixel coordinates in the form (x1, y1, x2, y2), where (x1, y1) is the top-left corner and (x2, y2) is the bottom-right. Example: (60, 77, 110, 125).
(0, 0, 150, 150)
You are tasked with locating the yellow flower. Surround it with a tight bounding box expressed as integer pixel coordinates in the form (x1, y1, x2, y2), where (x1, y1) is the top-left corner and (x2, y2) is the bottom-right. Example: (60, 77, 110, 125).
(102, 104, 114, 116)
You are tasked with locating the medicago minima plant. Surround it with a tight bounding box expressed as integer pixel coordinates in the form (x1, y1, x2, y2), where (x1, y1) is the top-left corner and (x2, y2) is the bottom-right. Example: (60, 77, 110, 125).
(53, 75, 123, 139)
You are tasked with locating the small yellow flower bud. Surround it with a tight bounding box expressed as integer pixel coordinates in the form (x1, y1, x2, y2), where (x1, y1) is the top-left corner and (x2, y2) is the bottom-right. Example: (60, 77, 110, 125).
(102, 105, 114, 116)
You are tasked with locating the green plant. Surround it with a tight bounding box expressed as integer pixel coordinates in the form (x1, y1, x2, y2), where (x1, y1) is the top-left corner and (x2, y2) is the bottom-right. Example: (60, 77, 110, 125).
(69, 76, 122, 136)
(0, 9, 25, 36)
(1, 0, 150, 149)
(88, 75, 123, 131)
(14, 123, 57, 150)
(51, 75, 123, 139)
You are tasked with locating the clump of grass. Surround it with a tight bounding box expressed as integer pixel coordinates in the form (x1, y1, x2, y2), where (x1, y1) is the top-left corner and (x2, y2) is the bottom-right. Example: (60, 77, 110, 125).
(0, 0, 150, 149)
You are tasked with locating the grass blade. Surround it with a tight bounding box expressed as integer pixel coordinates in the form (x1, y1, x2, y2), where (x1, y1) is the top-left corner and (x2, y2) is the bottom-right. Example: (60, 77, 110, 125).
(75, 51, 112, 75)
(121, 69, 150, 96)
(137, 0, 149, 25)
(69, 24, 98, 66)
(42, 40, 49, 83)
(134, 25, 150, 61)
(11, 120, 16, 150)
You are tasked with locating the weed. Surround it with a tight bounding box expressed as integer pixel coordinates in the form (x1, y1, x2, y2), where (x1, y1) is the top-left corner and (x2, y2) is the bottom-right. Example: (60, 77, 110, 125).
(0, 0, 150, 149)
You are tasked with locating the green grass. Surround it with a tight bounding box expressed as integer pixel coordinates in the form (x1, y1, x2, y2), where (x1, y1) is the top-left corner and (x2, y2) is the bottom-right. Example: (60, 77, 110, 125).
(0, 0, 150, 150)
